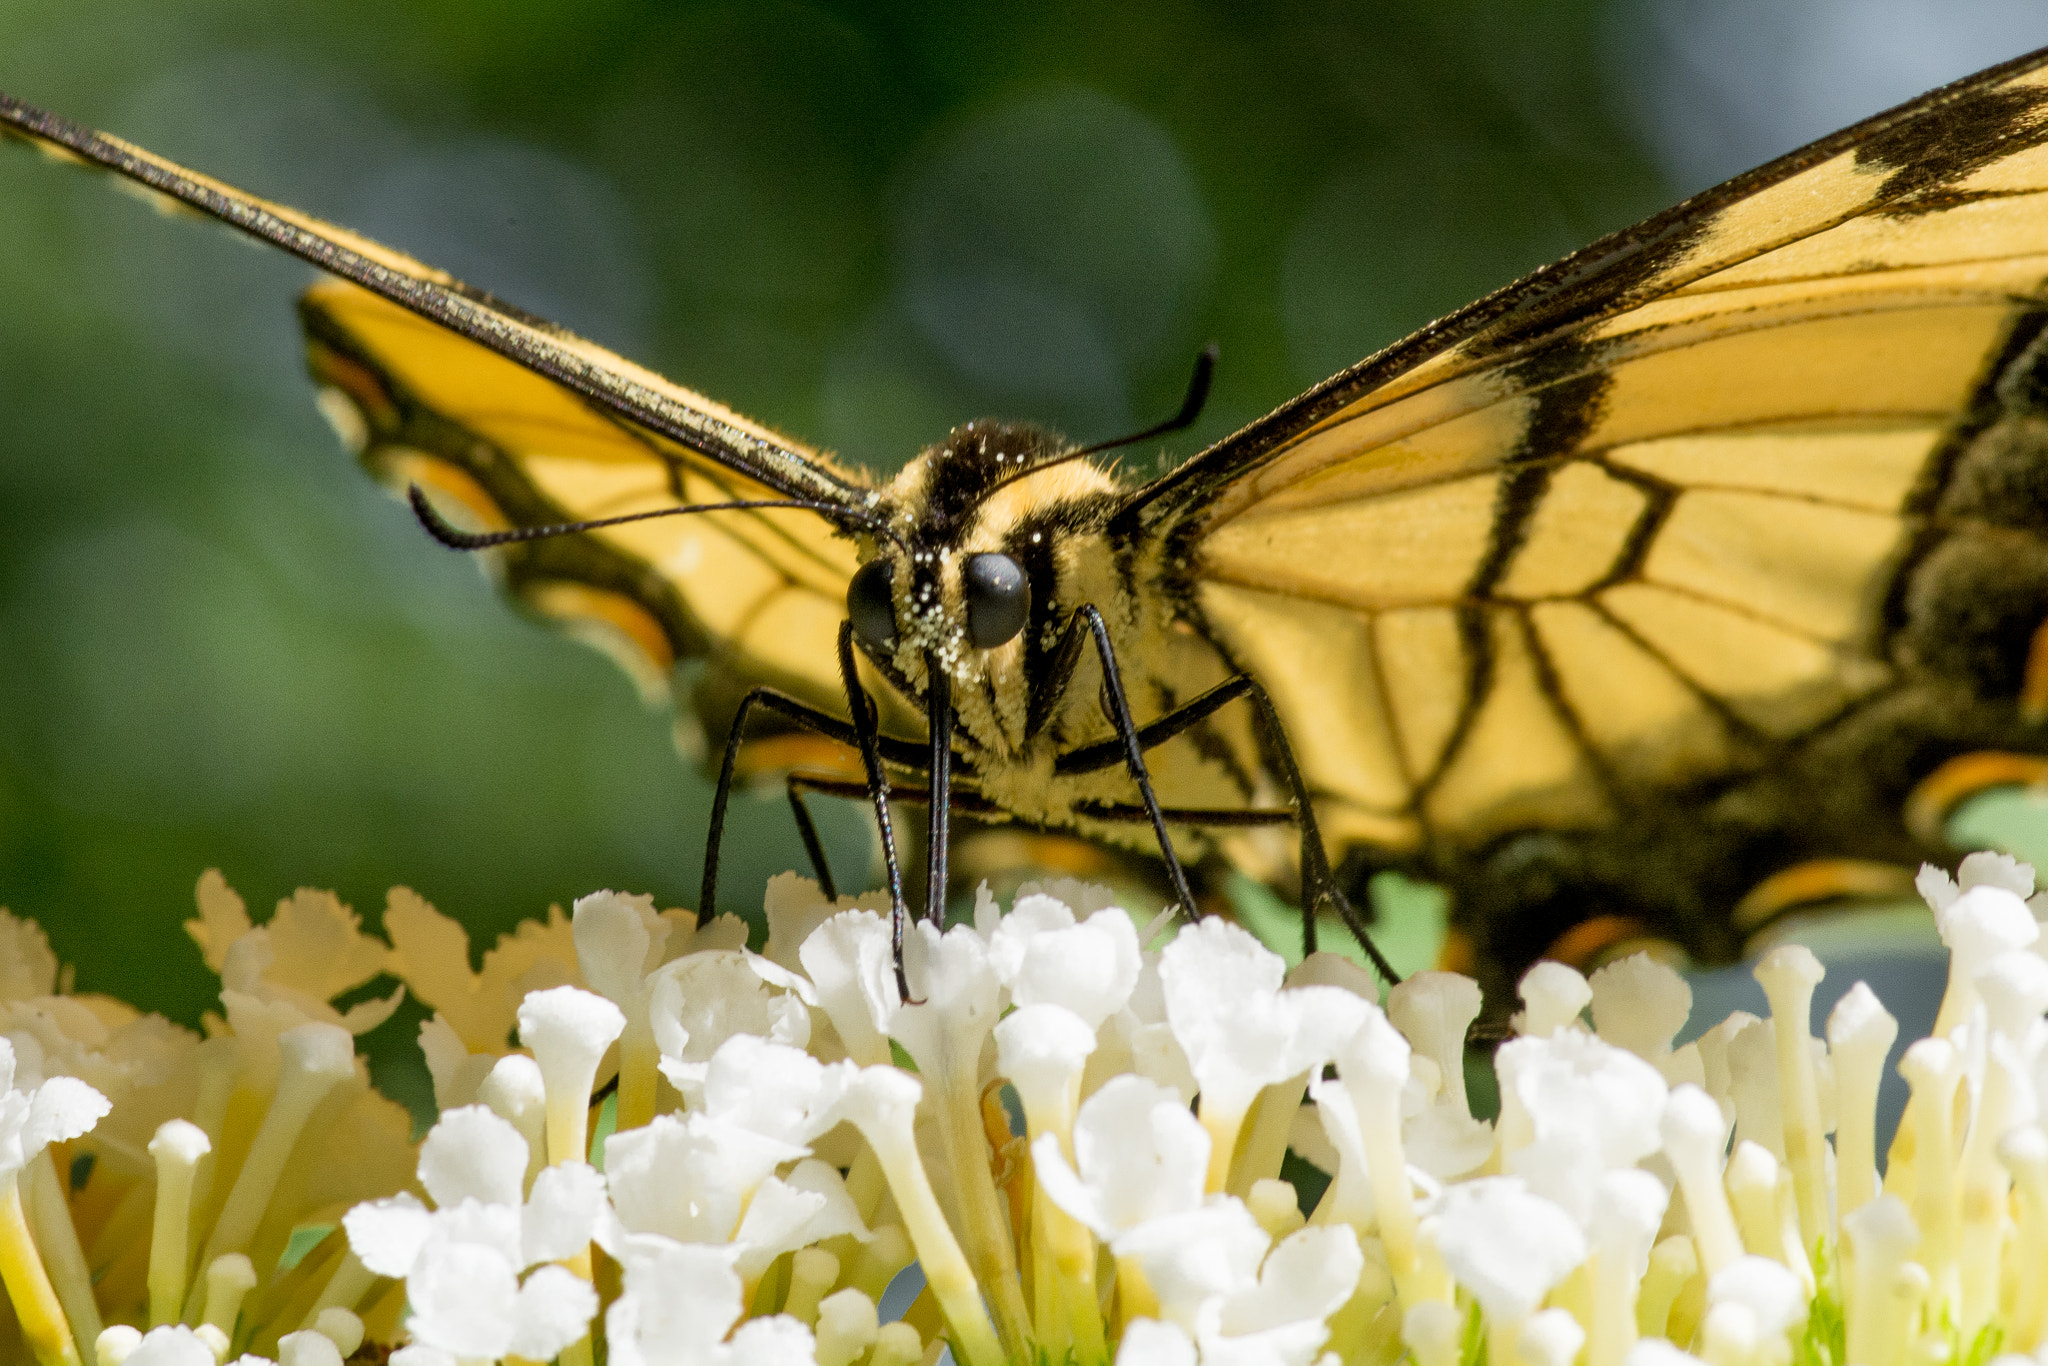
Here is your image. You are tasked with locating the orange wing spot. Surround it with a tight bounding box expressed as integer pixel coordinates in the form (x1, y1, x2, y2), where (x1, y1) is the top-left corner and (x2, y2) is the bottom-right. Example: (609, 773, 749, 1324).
(525, 582, 676, 706)
(1435, 927, 1477, 976)
(1542, 915, 1650, 972)
(1731, 858, 1918, 934)
(733, 733, 866, 785)
(1905, 751, 2048, 843)
(370, 449, 510, 536)
(2023, 618, 2048, 722)
(304, 338, 401, 432)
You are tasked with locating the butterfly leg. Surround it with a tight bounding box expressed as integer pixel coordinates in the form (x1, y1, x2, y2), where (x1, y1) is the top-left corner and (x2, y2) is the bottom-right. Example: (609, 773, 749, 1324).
(784, 778, 838, 901)
(699, 639, 925, 926)
(1057, 670, 1400, 982)
(837, 621, 919, 1002)
(1066, 605, 1203, 920)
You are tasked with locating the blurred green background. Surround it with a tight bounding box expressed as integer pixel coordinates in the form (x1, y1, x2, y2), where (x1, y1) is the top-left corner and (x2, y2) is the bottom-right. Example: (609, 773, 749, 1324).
(4, 0, 2048, 1111)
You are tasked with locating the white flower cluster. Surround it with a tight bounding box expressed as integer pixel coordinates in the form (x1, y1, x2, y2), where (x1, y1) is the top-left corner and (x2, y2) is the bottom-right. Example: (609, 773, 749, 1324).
(317, 852, 2048, 1366)
(3, 850, 2048, 1366)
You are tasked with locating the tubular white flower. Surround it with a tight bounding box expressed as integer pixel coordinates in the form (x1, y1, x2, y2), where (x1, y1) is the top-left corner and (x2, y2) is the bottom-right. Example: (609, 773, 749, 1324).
(1843, 1196, 1918, 1366)
(571, 889, 666, 1130)
(989, 894, 1142, 1028)
(1707, 1256, 1807, 1366)
(1331, 1004, 1424, 1302)
(1522, 1307, 1589, 1366)
(1752, 946, 1828, 1254)
(996, 1002, 1097, 1144)
(1932, 882, 2040, 1036)
(517, 984, 625, 1165)
(1514, 961, 1592, 1037)
(1588, 1168, 1671, 1366)
(1033, 1074, 1209, 1239)
(795, 909, 894, 1066)
(477, 1051, 548, 1188)
(1389, 972, 1495, 1180)
(859, 918, 1031, 1355)
(1507, 1028, 1667, 1223)
(146, 1119, 210, 1329)
(1434, 1177, 1588, 1355)
(1161, 919, 1371, 1192)
(834, 1064, 1005, 1366)
(1827, 982, 1897, 1221)
(1590, 955, 1693, 1074)
(1661, 1084, 1744, 1278)
(1898, 1036, 1967, 1303)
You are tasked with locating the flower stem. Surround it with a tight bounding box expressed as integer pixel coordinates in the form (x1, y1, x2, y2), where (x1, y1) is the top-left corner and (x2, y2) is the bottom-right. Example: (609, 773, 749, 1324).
(0, 1179, 80, 1366)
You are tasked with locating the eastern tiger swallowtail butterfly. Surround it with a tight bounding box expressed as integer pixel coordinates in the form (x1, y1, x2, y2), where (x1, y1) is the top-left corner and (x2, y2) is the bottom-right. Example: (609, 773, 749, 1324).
(12, 47, 2048, 1002)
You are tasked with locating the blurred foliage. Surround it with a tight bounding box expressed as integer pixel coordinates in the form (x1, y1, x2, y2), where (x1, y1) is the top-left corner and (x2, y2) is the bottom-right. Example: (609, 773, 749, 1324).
(1, 0, 2046, 1084)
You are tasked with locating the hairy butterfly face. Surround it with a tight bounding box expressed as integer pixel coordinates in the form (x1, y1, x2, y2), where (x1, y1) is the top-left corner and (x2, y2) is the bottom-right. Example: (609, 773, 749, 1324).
(847, 420, 1122, 758)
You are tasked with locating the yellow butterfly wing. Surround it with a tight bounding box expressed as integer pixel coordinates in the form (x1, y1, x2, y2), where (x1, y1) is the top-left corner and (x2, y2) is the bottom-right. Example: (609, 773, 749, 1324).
(1, 92, 900, 766)
(301, 282, 884, 753)
(1137, 46, 2048, 983)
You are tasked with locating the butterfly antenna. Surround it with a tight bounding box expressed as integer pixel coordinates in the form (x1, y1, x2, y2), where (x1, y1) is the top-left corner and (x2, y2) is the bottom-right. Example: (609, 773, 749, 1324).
(406, 484, 894, 550)
(984, 342, 1218, 497)
(1073, 341, 1218, 458)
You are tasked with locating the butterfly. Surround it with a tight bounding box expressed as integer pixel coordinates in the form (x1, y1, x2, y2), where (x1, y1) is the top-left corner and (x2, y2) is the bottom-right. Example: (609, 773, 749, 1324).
(12, 43, 2048, 1003)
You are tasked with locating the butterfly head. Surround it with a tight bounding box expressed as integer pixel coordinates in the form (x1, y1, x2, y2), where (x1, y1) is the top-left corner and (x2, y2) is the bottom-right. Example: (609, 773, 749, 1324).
(848, 420, 1122, 749)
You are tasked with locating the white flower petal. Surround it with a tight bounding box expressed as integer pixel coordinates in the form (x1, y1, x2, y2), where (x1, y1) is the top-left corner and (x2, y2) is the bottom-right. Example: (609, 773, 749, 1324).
(1116, 1318, 1198, 1366)
(1038, 1075, 1209, 1237)
(796, 909, 894, 1066)
(699, 1034, 852, 1147)
(418, 1105, 529, 1210)
(603, 1114, 745, 1243)
(726, 1315, 822, 1366)
(404, 1239, 519, 1358)
(1707, 1255, 1807, 1341)
(123, 1325, 221, 1366)
(523, 1161, 608, 1266)
(434, 1199, 524, 1265)
(1433, 1178, 1587, 1323)
(605, 1239, 744, 1366)
(342, 1193, 434, 1279)
(1221, 1223, 1363, 1335)
(510, 1263, 600, 1360)
(1113, 1198, 1269, 1327)
(996, 900, 1143, 1028)
(387, 1347, 459, 1366)
(21, 1075, 109, 1153)
(572, 890, 661, 1009)
(276, 1328, 344, 1366)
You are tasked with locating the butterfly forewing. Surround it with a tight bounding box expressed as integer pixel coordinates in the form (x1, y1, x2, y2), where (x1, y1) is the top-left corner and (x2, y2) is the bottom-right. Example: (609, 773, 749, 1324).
(299, 282, 907, 754)
(1135, 47, 2048, 986)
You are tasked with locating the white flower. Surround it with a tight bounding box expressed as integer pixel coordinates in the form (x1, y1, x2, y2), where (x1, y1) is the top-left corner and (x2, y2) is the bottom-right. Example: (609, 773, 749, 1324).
(1034, 1075, 1210, 1239)
(795, 909, 894, 1066)
(607, 1240, 817, 1366)
(648, 951, 813, 1095)
(1504, 1028, 1669, 1222)
(0, 1035, 108, 1178)
(342, 1105, 603, 1362)
(1433, 1177, 1589, 1324)
(988, 893, 1142, 1028)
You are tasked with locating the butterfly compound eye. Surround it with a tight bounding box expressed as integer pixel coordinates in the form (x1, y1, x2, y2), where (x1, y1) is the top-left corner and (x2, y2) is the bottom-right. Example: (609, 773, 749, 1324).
(963, 552, 1029, 649)
(848, 558, 897, 648)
